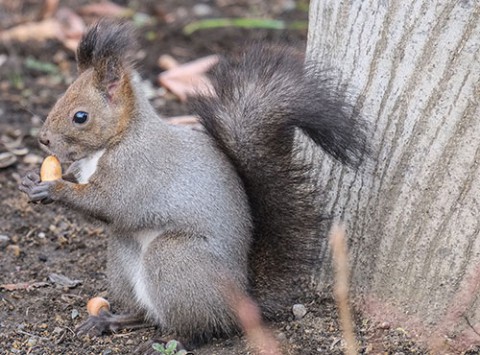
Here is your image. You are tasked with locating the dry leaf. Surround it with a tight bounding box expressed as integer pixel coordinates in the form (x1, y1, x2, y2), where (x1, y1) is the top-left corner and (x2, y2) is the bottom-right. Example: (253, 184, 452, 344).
(0, 18, 61, 43)
(0, 281, 50, 291)
(158, 55, 219, 102)
(40, 0, 60, 19)
(56, 8, 85, 39)
(158, 54, 179, 70)
(48, 273, 82, 288)
(55, 7, 86, 51)
(78, 1, 132, 18)
(160, 55, 219, 80)
(0, 8, 85, 52)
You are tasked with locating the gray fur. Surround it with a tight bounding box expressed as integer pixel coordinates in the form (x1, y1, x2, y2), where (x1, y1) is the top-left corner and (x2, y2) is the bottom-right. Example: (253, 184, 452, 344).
(56, 82, 252, 342)
(21, 21, 367, 346)
(192, 45, 367, 319)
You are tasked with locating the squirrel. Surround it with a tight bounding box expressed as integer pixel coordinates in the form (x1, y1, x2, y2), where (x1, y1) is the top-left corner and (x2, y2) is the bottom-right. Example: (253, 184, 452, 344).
(19, 20, 366, 347)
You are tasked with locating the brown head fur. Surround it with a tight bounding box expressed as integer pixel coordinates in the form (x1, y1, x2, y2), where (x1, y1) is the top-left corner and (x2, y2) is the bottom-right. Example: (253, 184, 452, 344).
(38, 20, 137, 162)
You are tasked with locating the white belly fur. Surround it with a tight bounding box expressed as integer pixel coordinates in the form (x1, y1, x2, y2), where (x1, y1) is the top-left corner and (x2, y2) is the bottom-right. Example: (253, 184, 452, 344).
(76, 149, 105, 184)
(129, 230, 162, 314)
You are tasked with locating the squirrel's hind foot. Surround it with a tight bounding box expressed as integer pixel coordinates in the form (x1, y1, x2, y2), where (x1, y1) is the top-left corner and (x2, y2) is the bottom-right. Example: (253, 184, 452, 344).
(76, 310, 149, 336)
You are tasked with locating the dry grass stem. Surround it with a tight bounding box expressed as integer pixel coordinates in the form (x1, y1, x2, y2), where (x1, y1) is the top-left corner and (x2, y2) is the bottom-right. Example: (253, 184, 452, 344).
(329, 224, 358, 355)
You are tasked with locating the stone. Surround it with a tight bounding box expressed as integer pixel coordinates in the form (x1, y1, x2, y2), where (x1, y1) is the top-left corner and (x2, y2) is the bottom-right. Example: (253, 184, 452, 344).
(292, 303, 307, 320)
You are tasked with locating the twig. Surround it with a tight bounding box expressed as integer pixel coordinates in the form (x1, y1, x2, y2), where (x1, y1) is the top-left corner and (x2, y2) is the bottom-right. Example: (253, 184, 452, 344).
(329, 224, 358, 355)
(65, 326, 76, 335)
(464, 315, 480, 338)
(16, 329, 49, 341)
(55, 329, 67, 345)
(112, 327, 156, 338)
(183, 18, 308, 35)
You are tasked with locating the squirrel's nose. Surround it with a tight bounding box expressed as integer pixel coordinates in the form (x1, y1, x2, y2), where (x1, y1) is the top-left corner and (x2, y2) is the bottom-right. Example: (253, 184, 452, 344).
(38, 133, 50, 147)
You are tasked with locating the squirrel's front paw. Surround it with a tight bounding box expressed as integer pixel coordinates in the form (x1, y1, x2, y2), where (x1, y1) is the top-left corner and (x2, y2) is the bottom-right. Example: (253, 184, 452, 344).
(18, 172, 55, 204)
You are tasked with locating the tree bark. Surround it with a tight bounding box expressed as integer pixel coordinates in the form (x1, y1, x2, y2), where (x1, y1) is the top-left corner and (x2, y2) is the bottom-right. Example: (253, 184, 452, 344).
(307, 0, 480, 350)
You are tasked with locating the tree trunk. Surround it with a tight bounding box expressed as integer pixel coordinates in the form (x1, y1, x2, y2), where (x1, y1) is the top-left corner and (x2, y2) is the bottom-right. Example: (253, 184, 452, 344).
(307, 0, 480, 350)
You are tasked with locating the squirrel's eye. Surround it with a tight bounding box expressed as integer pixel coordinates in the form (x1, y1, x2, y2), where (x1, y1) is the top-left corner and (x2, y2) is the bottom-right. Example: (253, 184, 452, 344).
(73, 111, 88, 124)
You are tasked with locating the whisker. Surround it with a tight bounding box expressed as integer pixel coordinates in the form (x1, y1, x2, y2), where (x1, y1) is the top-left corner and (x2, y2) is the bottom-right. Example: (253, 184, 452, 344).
(19, 105, 45, 122)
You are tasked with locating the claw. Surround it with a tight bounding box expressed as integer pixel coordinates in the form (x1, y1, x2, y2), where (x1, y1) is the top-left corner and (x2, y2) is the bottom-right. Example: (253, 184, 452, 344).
(76, 313, 112, 336)
(26, 172, 40, 183)
(41, 197, 54, 204)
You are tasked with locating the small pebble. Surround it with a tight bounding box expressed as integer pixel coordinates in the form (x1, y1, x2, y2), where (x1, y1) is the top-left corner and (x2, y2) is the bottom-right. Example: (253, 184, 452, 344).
(292, 303, 307, 320)
(192, 4, 213, 17)
(378, 321, 391, 330)
(27, 337, 37, 347)
(276, 332, 287, 341)
(71, 309, 79, 320)
(6, 244, 21, 257)
(0, 234, 10, 248)
(38, 232, 46, 239)
(281, 0, 296, 11)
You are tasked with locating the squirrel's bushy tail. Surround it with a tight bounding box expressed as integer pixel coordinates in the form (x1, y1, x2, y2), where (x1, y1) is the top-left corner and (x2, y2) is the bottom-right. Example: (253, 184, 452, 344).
(192, 45, 367, 319)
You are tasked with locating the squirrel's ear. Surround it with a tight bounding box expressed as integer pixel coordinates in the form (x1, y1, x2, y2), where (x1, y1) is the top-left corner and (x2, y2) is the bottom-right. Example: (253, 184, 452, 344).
(93, 58, 128, 100)
(76, 20, 135, 100)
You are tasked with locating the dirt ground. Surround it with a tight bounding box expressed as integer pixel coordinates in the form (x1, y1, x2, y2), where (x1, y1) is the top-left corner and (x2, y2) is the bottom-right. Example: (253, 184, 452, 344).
(0, 1, 434, 354)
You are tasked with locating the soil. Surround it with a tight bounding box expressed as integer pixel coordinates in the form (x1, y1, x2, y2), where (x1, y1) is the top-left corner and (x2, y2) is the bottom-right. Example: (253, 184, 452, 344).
(0, 1, 429, 354)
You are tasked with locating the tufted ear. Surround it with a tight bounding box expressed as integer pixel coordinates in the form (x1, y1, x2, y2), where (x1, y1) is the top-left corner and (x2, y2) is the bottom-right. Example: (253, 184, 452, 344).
(93, 55, 126, 101)
(76, 19, 135, 100)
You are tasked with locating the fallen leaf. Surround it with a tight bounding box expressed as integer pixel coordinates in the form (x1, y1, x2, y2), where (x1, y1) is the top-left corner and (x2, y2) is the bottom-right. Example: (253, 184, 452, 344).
(40, 0, 59, 19)
(0, 18, 61, 43)
(0, 281, 50, 291)
(48, 273, 82, 288)
(78, 1, 133, 18)
(6, 244, 21, 257)
(158, 54, 179, 70)
(0, 8, 85, 52)
(54, 8, 86, 51)
(158, 55, 219, 102)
